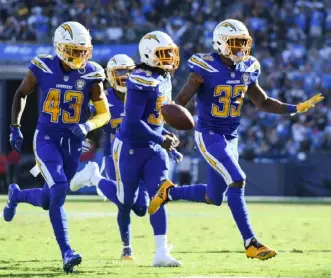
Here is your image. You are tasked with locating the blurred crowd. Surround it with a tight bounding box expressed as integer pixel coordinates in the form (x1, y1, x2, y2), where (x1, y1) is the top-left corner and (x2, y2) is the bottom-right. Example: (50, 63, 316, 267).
(0, 0, 330, 161)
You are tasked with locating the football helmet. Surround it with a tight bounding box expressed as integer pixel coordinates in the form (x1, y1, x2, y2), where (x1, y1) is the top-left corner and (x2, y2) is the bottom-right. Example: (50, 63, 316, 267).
(106, 54, 135, 93)
(213, 19, 252, 64)
(53, 21, 92, 69)
(139, 31, 179, 71)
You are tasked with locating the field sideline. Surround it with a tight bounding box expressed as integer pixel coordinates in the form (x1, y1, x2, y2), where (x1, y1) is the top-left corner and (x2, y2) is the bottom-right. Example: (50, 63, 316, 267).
(0, 198, 330, 278)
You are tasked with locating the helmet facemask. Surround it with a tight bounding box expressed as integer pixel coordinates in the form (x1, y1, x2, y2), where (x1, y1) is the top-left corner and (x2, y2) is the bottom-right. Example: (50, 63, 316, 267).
(107, 66, 134, 93)
(55, 43, 92, 69)
(153, 45, 180, 71)
(216, 35, 252, 64)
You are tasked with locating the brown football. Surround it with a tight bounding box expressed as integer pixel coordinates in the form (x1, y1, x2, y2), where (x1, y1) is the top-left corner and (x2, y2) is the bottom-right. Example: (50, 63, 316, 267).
(161, 103, 195, 130)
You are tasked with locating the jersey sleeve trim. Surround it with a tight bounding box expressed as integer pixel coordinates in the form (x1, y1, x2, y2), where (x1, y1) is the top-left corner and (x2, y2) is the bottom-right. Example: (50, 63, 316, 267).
(129, 74, 160, 87)
(31, 57, 53, 74)
(81, 70, 106, 80)
(245, 59, 260, 73)
(188, 55, 219, 73)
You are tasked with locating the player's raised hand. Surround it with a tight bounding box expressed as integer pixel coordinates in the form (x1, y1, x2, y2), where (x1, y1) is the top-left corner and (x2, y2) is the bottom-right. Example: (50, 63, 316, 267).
(71, 123, 91, 141)
(297, 93, 324, 113)
(9, 124, 23, 152)
(161, 134, 180, 151)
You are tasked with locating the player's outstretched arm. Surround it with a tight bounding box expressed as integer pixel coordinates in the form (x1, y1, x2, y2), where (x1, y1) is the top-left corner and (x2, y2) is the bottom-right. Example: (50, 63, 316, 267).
(174, 72, 203, 107)
(246, 82, 324, 114)
(10, 70, 37, 152)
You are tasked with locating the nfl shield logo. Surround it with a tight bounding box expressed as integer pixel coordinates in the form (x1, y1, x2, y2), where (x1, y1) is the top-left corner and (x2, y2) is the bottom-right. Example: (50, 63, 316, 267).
(231, 72, 235, 78)
(64, 76, 69, 82)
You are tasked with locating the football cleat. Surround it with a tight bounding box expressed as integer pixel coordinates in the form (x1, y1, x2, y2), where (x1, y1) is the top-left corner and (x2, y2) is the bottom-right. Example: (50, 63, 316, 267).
(70, 161, 99, 191)
(245, 238, 277, 260)
(3, 184, 20, 222)
(121, 247, 135, 261)
(148, 180, 175, 215)
(152, 248, 181, 267)
(63, 250, 82, 274)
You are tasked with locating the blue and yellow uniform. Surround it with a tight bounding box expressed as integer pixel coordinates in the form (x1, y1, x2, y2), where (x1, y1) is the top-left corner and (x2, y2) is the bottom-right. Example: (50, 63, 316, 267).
(102, 88, 124, 158)
(115, 68, 171, 215)
(29, 54, 105, 187)
(188, 52, 260, 203)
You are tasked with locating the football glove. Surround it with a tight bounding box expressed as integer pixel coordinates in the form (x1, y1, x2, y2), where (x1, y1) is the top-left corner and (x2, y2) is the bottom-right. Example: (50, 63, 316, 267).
(82, 139, 91, 153)
(71, 123, 91, 141)
(9, 125, 23, 152)
(297, 93, 324, 113)
(169, 149, 183, 164)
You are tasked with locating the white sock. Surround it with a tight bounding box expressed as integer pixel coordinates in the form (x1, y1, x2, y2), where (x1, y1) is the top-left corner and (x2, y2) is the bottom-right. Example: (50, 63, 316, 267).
(245, 237, 254, 247)
(155, 235, 167, 252)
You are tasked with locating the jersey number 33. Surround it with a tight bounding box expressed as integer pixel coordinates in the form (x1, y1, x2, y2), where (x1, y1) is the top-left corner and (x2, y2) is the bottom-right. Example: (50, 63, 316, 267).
(212, 85, 247, 118)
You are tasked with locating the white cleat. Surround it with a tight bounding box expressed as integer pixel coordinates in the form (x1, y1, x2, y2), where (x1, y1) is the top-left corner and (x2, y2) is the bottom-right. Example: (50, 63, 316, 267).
(70, 162, 100, 192)
(152, 248, 181, 267)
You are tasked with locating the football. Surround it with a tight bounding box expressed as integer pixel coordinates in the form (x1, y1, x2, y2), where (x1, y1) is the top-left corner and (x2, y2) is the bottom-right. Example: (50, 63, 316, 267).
(161, 103, 195, 130)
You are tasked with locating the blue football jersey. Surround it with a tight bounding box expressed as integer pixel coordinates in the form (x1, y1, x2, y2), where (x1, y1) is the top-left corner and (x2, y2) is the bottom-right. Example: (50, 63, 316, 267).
(28, 54, 105, 130)
(188, 52, 261, 137)
(103, 88, 125, 155)
(118, 68, 172, 146)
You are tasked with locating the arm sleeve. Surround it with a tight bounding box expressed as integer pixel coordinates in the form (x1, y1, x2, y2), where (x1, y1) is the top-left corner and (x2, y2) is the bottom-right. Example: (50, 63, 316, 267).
(86, 98, 111, 130)
(125, 89, 164, 144)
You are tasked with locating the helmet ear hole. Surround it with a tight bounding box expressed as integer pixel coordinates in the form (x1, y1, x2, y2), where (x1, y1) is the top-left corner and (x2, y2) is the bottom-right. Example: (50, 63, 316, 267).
(217, 42, 221, 45)
(145, 54, 149, 58)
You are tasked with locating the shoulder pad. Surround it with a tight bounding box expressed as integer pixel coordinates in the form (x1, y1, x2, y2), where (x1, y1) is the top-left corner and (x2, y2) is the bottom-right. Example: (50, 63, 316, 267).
(128, 69, 160, 91)
(236, 56, 261, 84)
(236, 56, 261, 73)
(81, 61, 106, 81)
(30, 55, 54, 74)
(188, 53, 219, 74)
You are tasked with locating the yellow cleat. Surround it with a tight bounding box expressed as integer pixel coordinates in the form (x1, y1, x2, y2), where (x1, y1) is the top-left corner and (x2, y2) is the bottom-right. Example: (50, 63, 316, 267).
(148, 179, 175, 215)
(245, 238, 277, 260)
(121, 247, 135, 261)
(121, 255, 135, 261)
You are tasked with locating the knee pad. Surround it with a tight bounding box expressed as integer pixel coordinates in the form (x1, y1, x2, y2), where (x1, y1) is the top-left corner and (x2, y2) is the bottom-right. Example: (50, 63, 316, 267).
(50, 183, 68, 207)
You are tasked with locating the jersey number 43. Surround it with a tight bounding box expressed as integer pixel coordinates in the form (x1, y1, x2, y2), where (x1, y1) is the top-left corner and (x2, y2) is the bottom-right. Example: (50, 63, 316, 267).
(211, 85, 247, 118)
(43, 89, 83, 123)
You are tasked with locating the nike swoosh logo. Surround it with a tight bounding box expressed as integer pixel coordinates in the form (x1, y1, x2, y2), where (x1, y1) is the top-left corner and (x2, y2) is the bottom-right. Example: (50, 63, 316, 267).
(189, 64, 194, 68)
(135, 85, 143, 89)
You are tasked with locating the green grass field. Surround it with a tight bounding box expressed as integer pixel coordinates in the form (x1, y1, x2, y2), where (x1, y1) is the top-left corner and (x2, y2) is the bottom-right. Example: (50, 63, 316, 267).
(0, 200, 330, 278)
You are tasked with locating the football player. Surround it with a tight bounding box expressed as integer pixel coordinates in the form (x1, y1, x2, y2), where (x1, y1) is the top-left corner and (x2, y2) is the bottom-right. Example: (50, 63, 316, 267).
(4, 21, 110, 273)
(70, 54, 149, 260)
(70, 54, 184, 260)
(72, 31, 181, 266)
(149, 19, 324, 260)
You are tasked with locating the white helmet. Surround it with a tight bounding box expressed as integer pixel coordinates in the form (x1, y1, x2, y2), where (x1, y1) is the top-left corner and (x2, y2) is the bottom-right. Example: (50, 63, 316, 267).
(139, 31, 179, 71)
(53, 21, 92, 69)
(106, 54, 135, 93)
(213, 19, 252, 64)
